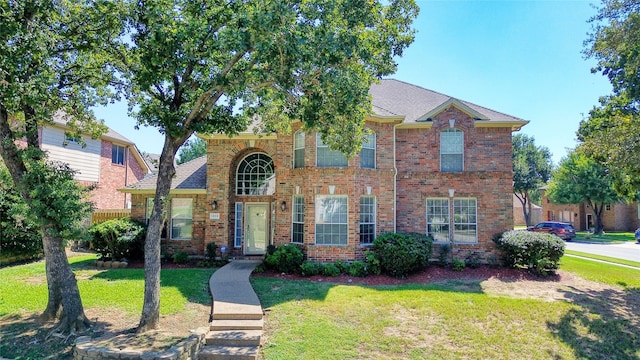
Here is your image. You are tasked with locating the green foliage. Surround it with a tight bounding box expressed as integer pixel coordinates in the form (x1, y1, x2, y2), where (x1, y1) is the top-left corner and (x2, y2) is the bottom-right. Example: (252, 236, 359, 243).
(452, 258, 465, 272)
(347, 261, 367, 277)
(264, 244, 304, 274)
(322, 263, 341, 277)
(372, 232, 433, 278)
(465, 252, 482, 269)
(364, 249, 381, 275)
(437, 243, 451, 266)
(334, 259, 349, 274)
(494, 230, 565, 276)
(300, 261, 323, 277)
(172, 252, 189, 264)
(0, 164, 42, 261)
(512, 134, 552, 225)
(88, 218, 146, 261)
(177, 138, 207, 165)
(205, 242, 218, 261)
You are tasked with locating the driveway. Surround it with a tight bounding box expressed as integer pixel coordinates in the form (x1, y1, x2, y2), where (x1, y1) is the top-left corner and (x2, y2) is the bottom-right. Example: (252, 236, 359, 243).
(565, 241, 640, 263)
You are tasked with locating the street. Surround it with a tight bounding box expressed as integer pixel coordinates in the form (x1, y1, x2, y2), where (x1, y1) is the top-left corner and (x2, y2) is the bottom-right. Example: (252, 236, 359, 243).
(565, 241, 640, 263)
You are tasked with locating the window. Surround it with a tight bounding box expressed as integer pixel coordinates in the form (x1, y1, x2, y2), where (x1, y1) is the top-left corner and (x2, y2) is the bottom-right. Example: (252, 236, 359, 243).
(234, 203, 243, 248)
(360, 131, 376, 169)
(316, 133, 348, 167)
(315, 195, 348, 245)
(605, 204, 611, 211)
(112, 144, 125, 165)
(440, 128, 463, 172)
(427, 198, 449, 242)
(292, 196, 305, 243)
(453, 198, 477, 243)
(171, 198, 193, 240)
(293, 131, 305, 168)
(360, 196, 376, 244)
(145, 198, 154, 224)
(236, 153, 275, 195)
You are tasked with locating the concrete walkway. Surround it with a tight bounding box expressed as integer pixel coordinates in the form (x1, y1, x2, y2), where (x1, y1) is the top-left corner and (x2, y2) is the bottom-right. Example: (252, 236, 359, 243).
(209, 260, 263, 320)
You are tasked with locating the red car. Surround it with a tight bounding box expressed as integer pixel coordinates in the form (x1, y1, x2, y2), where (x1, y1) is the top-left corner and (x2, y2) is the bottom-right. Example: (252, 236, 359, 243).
(527, 221, 576, 240)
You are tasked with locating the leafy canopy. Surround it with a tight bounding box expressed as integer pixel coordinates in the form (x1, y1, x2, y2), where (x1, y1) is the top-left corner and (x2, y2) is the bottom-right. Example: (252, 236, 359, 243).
(177, 137, 207, 164)
(512, 134, 552, 203)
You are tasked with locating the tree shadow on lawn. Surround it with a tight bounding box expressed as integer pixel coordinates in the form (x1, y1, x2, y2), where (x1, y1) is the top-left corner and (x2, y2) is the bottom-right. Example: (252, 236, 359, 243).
(549, 286, 640, 359)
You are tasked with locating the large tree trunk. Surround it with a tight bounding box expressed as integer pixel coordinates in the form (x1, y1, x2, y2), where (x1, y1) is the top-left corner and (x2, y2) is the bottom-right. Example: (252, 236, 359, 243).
(0, 107, 89, 333)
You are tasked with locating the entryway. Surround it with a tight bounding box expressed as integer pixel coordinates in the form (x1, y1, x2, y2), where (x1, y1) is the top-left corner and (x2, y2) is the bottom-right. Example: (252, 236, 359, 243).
(244, 203, 268, 255)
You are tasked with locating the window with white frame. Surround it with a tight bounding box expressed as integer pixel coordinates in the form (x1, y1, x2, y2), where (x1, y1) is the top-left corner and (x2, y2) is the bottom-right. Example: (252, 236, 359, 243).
(315, 195, 348, 245)
(427, 198, 450, 242)
(360, 196, 376, 244)
(112, 144, 125, 165)
(453, 198, 477, 243)
(316, 133, 348, 167)
(292, 195, 304, 243)
(440, 128, 463, 172)
(234, 203, 243, 248)
(360, 131, 375, 169)
(171, 198, 193, 240)
(145, 197, 154, 224)
(293, 131, 305, 168)
(236, 153, 275, 195)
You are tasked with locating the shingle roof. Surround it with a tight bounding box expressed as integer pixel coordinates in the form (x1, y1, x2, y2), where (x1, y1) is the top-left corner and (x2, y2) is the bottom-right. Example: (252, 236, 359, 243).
(369, 79, 526, 124)
(52, 111, 134, 145)
(122, 156, 207, 192)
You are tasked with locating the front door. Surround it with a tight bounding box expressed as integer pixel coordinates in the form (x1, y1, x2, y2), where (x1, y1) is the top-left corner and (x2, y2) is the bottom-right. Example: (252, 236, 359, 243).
(245, 203, 268, 255)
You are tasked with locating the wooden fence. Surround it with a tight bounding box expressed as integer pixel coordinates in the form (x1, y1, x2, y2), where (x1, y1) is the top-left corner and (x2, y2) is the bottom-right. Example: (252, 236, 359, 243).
(91, 209, 131, 224)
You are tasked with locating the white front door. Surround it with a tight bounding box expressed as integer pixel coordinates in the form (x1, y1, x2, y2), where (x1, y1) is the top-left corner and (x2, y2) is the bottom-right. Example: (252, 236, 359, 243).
(245, 203, 268, 255)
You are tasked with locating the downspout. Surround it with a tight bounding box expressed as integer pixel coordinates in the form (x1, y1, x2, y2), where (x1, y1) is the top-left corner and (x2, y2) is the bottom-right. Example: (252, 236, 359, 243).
(124, 145, 129, 208)
(393, 123, 399, 233)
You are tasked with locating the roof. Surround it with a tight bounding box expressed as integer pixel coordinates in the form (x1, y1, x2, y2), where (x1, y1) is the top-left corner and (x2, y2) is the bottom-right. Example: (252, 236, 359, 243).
(120, 156, 207, 193)
(369, 79, 528, 129)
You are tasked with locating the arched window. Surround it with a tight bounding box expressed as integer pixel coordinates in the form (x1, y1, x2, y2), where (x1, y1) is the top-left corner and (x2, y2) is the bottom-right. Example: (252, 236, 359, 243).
(293, 130, 305, 168)
(236, 153, 275, 195)
(440, 128, 463, 172)
(360, 131, 376, 169)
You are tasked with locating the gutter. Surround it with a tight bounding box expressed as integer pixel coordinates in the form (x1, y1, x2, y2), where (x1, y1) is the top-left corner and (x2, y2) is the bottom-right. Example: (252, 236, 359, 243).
(393, 123, 399, 232)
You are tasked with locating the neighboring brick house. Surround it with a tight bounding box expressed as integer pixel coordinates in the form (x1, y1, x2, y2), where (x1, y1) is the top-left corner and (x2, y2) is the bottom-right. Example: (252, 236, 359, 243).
(540, 187, 640, 232)
(513, 195, 542, 226)
(121, 79, 527, 261)
(42, 113, 151, 210)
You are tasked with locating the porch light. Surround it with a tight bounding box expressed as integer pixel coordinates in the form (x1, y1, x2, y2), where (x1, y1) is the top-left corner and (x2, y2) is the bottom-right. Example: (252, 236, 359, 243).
(212, 200, 218, 210)
(281, 201, 287, 211)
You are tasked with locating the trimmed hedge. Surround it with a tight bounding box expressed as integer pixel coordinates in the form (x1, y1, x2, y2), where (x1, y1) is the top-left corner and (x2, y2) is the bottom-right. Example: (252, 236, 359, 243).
(494, 230, 565, 275)
(88, 218, 146, 261)
(264, 244, 304, 274)
(372, 232, 433, 278)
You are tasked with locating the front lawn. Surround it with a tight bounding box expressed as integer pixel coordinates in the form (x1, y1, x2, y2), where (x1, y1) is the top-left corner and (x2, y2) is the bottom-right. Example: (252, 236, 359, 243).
(574, 231, 635, 243)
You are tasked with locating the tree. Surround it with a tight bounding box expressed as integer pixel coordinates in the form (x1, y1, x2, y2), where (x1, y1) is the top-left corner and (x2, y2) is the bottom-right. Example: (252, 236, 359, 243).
(177, 137, 207, 164)
(120, 0, 419, 332)
(579, 0, 640, 197)
(512, 134, 552, 226)
(0, 0, 122, 333)
(546, 151, 619, 234)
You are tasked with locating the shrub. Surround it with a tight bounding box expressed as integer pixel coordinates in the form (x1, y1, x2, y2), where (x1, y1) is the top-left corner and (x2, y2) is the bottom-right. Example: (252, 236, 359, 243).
(205, 242, 218, 261)
(372, 232, 433, 278)
(322, 263, 341, 277)
(264, 244, 304, 274)
(348, 261, 367, 277)
(452, 258, 465, 271)
(88, 218, 146, 261)
(300, 261, 323, 277)
(334, 259, 349, 274)
(494, 230, 565, 276)
(365, 250, 381, 275)
(465, 252, 482, 269)
(172, 251, 189, 264)
(437, 244, 451, 266)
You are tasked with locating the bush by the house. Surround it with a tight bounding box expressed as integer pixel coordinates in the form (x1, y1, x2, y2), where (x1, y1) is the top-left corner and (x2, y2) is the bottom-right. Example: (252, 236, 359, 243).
(264, 244, 304, 274)
(372, 232, 433, 278)
(364, 249, 381, 275)
(334, 259, 349, 273)
(493, 230, 565, 275)
(300, 261, 323, 277)
(88, 218, 146, 261)
(452, 258, 465, 271)
(205, 242, 217, 261)
(322, 262, 341, 277)
(437, 243, 450, 266)
(347, 260, 367, 277)
(172, 251, 189, 264)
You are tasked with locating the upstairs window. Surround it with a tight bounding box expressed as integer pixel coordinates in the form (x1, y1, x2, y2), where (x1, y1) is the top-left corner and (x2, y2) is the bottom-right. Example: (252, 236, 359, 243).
(440, 128, 463, 172)
(236, 153, 275, 195)
(112, 144, 125, 165)
(316, 133, 347, 168)
(360, 131, 376, 169)
(293, 131, 305, 168)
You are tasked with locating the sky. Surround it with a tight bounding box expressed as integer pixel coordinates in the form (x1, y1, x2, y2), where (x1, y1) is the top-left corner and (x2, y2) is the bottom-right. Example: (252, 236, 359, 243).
(94, 0, 612, 166)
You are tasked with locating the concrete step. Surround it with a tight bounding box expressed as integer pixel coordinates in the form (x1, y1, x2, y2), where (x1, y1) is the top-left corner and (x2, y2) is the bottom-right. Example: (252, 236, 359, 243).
(212, 309, 263, 321)
(211, 319, 264, 331)
(205, 329, 262, 347)
(199, 344, 259, 360)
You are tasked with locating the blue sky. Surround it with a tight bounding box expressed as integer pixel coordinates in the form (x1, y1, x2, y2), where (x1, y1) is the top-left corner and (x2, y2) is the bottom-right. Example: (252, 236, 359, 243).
(95, 0, 611, 166)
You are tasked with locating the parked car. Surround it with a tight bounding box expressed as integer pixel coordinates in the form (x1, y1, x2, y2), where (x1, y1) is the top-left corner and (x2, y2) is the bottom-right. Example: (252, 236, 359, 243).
(527, 221, 576, 240)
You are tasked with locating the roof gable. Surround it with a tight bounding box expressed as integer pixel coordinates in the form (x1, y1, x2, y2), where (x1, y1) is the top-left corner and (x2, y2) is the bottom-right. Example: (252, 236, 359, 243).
(416, 98, 489, 122)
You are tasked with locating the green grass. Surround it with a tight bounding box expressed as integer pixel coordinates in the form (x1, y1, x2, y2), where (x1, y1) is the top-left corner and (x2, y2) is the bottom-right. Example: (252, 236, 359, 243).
(0, 254, 214, 317)
(574, 231, 635, 243)
(560, 255, 640, 290)
(565, 250, 640, 268)
(252, 274, 640, 359)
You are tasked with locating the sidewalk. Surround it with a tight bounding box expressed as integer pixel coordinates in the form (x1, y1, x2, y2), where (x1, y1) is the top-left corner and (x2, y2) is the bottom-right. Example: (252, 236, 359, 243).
(209, 260, 263, 320)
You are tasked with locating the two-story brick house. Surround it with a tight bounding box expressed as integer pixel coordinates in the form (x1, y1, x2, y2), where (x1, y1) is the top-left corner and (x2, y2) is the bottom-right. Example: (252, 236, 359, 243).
(44, 113, 151, 210)
(122, 79, 527, 262)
